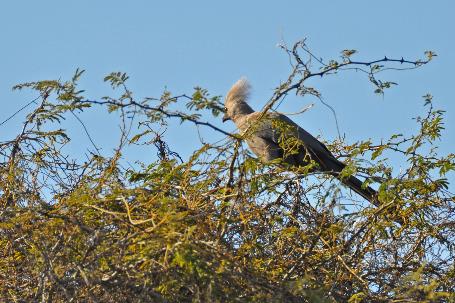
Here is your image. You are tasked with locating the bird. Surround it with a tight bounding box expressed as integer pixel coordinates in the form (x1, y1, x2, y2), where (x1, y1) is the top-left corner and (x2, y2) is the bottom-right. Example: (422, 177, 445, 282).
(222, 78, 378, 205)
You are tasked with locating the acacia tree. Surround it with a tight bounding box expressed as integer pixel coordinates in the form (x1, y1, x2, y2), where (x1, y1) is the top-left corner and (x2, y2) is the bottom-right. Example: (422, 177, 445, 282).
(1, 40, 454, 302)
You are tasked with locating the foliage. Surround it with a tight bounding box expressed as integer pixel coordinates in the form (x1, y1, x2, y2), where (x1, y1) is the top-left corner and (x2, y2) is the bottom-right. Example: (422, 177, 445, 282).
(1, 40, 454, 302)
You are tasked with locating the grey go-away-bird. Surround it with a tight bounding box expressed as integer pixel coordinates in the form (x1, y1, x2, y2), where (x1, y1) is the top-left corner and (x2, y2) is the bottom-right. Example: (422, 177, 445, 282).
(222, 78, 378, 205)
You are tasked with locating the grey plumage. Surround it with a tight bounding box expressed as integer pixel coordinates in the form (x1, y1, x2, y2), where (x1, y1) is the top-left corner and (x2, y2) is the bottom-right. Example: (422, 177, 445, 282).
(223, 78, 378, 205)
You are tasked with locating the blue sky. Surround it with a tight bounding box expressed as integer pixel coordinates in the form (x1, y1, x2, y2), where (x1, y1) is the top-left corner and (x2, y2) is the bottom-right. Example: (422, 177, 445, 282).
(1, 1, 453, 182)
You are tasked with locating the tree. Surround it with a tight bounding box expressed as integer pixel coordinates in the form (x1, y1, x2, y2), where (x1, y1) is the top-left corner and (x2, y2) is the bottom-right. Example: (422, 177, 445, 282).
(1, 40, 454, 302)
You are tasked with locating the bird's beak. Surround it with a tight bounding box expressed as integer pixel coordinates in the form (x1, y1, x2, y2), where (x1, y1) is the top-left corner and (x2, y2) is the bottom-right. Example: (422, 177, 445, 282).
(222, 112, 230, 123)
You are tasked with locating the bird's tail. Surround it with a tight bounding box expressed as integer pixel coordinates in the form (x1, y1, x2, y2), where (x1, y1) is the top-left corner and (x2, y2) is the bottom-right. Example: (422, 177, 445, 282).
(323, 156, 378, 205)
(341, 175, 379, 206)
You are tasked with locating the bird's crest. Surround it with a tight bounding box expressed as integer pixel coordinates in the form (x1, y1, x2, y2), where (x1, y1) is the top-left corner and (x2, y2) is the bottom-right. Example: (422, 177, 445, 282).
(225, 77, 251, 106)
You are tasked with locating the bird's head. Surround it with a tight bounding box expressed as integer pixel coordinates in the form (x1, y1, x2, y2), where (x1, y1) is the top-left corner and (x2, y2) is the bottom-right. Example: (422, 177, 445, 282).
(223, 77, 253, 123)
(222, 106, 231, 122)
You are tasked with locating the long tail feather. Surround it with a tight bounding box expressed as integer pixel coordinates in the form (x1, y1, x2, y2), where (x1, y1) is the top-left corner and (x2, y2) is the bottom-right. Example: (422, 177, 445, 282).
(322, 157, 378, 205)
(341, 175, 379, 206)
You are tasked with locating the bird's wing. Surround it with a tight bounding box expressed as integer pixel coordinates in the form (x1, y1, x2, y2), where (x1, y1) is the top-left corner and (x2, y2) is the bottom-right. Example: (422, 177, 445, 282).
(244, 112, 279, 142)
(246, 111, 343, 171)
(270, 112, 333, 156)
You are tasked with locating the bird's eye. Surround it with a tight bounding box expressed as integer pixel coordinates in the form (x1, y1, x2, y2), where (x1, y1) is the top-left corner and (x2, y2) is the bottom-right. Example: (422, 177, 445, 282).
(224, 107, 228, 112)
